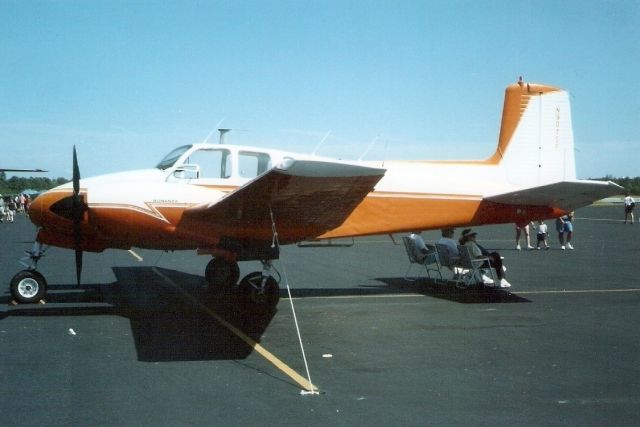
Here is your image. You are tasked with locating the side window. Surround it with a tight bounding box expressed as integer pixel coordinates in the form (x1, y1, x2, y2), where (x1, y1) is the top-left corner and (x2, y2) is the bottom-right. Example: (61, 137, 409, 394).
(239, 151, 271, 178)
(185, 149, 232, 179)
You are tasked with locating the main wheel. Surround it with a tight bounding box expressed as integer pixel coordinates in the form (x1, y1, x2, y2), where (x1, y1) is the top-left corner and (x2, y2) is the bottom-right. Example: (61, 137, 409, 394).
(205, 258, 240, 292)
(10, 270, 47, 304)
(238, 272, 280, 310)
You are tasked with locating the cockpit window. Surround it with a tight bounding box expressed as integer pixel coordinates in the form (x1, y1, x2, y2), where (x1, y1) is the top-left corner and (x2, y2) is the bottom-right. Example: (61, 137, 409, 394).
(185, 149, 232, 179)
(239, 151, 271, 178)
(156, 145, 192, 170)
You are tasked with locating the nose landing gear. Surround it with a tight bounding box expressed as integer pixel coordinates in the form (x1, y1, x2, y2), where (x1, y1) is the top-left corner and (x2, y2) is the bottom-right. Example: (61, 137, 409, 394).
(10, 242, 48, 304)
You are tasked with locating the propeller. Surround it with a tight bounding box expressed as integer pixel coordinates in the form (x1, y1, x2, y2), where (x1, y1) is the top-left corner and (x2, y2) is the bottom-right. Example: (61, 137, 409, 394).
(71, 146, 86, 285)
(48, 146, 88, 285)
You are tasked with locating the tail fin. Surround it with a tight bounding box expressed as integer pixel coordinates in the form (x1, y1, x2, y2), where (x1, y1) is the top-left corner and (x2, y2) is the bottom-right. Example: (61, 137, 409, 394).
(490, 80, 576, 186)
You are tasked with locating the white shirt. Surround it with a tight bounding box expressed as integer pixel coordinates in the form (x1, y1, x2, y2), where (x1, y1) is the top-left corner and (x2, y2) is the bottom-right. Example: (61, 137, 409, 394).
(536, 223, 548, 234)
(436, 237, 459, 256)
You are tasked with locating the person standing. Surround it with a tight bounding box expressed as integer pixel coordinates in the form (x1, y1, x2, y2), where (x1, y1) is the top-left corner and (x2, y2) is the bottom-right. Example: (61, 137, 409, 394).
(624, 194, 635, 224)
(535, 220, 549, 250)
(6, 197, 16, 223)
(0, 196, 5, 223)
(555, 212, 574, 250)
(515, 221, 534, 250)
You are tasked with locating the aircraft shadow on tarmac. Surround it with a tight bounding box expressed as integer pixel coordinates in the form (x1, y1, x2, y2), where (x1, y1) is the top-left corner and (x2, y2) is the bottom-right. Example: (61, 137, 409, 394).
(0, 267, 276, 363)
(1, 267, 528, 363)
(370, 277, 531, 304)
(263, 276, 529, 303)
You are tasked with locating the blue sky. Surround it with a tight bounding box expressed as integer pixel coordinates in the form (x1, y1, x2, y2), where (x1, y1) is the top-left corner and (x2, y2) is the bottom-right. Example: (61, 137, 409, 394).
(1, 0, 638, 179)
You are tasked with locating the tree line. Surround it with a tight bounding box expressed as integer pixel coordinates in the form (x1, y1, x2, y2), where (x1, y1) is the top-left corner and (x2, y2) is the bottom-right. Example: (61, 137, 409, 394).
(0, 172, 69, 195)
(592, 176, 640, 196)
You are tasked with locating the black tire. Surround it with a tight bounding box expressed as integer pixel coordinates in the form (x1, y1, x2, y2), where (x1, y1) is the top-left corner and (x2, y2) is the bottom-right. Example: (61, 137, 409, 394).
(238, 272, 280, 310)
(10, 270, 47, 304)
(205, 258, 240, 292)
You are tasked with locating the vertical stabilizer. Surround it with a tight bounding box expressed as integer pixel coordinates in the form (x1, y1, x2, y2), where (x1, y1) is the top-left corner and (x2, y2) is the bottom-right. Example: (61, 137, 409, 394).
(490, 80, 577, 187)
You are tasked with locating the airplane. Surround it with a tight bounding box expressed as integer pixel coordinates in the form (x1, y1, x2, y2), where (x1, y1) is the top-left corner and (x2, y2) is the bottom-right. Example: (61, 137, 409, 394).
(0, 168, 47, 173)
(10, 79, 623, 308)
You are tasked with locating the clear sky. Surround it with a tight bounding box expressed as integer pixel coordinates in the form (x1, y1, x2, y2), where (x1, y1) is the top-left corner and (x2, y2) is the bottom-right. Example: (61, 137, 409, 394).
(1, 0, 638, 180)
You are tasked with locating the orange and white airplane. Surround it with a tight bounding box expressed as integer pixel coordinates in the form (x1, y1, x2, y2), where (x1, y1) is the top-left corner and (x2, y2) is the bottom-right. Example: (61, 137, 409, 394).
(11, 79, 622, 307)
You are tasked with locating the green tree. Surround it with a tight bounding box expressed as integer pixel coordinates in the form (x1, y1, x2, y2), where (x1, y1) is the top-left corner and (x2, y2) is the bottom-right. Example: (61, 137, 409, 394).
(0, 175, 70, 195)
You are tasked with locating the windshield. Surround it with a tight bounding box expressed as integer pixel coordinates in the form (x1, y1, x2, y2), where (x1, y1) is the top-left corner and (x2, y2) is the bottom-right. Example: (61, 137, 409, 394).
(156, 145, 192, 170)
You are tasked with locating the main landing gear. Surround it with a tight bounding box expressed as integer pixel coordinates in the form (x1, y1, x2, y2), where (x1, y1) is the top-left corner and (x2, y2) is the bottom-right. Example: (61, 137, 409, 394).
(9, 243, 281, 311)
(10, 242, 48, 304)
(205, 258, 280, 310)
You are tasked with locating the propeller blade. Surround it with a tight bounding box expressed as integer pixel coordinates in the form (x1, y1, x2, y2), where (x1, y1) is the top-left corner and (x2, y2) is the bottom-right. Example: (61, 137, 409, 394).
(71, 145, 84, 285)
(75, 249, 83, 286)
(73, 213, 83, 285)
(73, 145, 80, 196)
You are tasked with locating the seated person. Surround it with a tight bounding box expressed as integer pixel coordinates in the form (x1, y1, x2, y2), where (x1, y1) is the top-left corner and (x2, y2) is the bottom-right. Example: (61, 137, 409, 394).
(408, 231, 434, 263)
(459, 228, 511, 288)
(436, 228, 459, 257)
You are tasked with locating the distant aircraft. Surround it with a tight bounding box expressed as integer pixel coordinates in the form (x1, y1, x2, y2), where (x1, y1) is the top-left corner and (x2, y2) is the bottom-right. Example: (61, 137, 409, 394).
(0, 168, 47, 173)
(10, 80, 622, 307)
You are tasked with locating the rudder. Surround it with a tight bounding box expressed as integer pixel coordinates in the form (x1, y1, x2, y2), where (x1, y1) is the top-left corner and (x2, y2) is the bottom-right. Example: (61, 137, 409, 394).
(491, 79, 577, 187)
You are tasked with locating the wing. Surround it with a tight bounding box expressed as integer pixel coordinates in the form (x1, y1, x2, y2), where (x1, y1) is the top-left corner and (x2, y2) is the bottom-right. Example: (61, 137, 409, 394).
(180, 159, 385, 251)
(486, 180, 623, 212)
(0, 168, 47, 172)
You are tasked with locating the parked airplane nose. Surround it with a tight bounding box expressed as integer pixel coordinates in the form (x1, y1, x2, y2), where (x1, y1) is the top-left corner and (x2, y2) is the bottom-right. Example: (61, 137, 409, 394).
(26, 190, 51, 227)
(27, 188, 79, 227)
(49, 194, 76, 221)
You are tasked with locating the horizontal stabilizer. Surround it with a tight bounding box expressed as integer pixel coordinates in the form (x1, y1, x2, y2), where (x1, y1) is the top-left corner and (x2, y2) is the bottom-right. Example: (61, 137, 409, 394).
(180, 160, 385, 244)
(486, 180, 624, 212)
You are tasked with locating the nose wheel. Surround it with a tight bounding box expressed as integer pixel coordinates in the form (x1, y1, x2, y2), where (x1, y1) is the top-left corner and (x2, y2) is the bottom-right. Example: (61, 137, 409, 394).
(10, 270, 47, 304)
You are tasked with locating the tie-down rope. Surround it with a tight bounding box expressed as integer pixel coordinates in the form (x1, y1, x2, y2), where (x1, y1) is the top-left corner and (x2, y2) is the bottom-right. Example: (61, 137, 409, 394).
(271, 209, 319, 395)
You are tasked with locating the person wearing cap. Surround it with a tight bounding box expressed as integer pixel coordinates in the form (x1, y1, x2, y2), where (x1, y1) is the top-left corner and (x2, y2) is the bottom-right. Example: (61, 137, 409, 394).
(459, 228, 511, 288)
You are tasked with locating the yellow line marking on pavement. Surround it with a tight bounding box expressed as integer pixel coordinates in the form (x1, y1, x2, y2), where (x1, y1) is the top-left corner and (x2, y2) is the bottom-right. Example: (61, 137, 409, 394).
(151, 267, 317, 393)
(517, 288, 640, 295)
(127, 249, 144, 262)
(291, 288, 640, 300)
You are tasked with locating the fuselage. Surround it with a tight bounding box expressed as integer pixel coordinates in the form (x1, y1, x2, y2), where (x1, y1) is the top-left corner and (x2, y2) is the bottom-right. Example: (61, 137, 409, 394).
(28, 142, 560, 253)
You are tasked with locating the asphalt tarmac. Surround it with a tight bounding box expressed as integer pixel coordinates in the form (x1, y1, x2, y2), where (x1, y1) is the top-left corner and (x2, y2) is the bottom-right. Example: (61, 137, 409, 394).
(1, 205, 638, 426)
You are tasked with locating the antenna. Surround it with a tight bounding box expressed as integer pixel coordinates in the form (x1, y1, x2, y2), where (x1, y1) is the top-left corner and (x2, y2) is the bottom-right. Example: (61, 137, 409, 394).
(218, 128, 231, 144)
(358, 135, 380, 160)
(312, 131, 331, 156)
(202, 119, 226, 144)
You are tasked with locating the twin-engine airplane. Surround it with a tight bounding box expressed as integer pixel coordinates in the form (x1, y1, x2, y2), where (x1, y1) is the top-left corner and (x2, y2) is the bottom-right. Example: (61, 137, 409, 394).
(11, 80, 622, 308)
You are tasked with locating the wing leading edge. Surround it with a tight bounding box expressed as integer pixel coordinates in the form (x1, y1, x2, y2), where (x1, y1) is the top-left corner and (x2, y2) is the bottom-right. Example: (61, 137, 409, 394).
(486, 180, 623, 212)
(180, 159, 386, 247)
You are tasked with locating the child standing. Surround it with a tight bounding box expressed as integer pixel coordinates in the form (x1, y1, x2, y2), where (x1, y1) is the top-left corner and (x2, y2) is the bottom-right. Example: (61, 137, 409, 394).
(535, 220, 549, 250)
